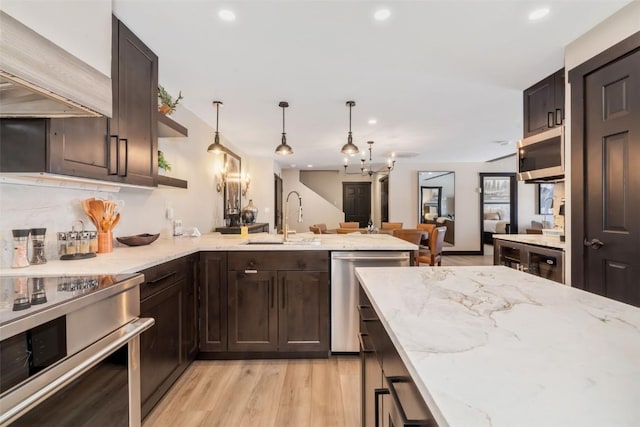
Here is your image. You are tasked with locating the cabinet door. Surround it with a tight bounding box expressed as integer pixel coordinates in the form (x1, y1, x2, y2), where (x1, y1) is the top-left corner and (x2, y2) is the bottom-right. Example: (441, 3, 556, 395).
(48, 117, 112, 180)
(112, 17, 158, 187)
(278, 271, 329, 352)
(228, 270, 277, 352)
(523, 73, 556, 137)
(199, 252, 228, 352)
(140, 280, 182, 418)
(361, 333, 383, 427)
(183, 254, 199, 361)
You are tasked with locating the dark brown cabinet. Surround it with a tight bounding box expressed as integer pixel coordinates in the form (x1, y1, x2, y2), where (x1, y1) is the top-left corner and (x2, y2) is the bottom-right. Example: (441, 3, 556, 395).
(523, 68, 565, 138)
(139, 255, 195, 419)
(226, 251, 330, 356)
(111, 16, 158, 186)
(199, 252, 228, 352)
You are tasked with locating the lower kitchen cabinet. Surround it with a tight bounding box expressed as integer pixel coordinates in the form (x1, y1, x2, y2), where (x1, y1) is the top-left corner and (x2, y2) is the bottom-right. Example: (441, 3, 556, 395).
(139, 255, 196, 419)
(199, 252, 228, 352)
(225, 251, 330, 356)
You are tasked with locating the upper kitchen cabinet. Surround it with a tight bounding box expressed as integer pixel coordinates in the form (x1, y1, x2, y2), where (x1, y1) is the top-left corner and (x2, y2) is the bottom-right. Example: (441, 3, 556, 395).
(111, 16, 158, 187)
(523, 68, 565, 138)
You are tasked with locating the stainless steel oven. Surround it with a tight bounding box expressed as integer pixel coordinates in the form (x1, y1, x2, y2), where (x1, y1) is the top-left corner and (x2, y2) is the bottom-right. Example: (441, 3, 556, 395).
(0, 274, 154, 427)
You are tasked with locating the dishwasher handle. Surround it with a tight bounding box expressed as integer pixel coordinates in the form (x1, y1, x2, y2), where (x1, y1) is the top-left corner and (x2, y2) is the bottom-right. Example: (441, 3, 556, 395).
(332, 255, 409, 261)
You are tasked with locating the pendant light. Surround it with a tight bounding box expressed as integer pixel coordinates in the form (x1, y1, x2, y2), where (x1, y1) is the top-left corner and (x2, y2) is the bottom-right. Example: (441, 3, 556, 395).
(207, 100, 226, 154)
(275, 101, 293, 155)
(340, 100, 359, 155)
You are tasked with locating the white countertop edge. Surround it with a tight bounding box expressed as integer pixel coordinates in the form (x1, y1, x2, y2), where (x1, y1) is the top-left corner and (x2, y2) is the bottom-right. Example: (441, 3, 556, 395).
(492, 234, 566, 250)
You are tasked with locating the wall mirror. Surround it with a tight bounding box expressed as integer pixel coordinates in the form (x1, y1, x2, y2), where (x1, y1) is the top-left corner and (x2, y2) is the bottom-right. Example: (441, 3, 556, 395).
(418, 171, 455, 245)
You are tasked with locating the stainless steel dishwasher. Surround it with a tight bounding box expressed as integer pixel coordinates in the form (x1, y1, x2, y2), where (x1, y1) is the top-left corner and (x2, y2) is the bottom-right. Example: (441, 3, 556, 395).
(331, 251, 410, 352)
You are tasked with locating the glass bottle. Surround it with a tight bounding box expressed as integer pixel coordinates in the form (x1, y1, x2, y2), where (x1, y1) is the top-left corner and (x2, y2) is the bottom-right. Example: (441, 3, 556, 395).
(29, 227, 47, 265)
(11, 229, 30, 268)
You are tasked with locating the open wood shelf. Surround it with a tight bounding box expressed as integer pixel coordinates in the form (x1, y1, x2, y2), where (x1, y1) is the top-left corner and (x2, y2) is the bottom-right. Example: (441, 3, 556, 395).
(158, 114, 188, 138)
(157, 175, 188, 189)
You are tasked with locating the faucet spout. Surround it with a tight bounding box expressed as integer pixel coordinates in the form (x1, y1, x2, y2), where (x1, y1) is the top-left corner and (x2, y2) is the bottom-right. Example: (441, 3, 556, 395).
(284, 190, 303, 241)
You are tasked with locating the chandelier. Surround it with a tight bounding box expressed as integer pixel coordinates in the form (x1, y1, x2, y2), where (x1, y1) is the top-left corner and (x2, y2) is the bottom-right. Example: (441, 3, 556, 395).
(344, 141, 395, 176)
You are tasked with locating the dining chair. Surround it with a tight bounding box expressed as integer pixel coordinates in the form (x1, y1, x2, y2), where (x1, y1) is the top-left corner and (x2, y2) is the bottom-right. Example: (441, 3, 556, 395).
(392, 229, 423, 265)
(381, 222, 403, 230)
(309, 226, 321, 234)
(417, 226, 447, 266)
(336, 228, 366, 234)
(313, 223, 328, 233)
(339, 222, 359, 228)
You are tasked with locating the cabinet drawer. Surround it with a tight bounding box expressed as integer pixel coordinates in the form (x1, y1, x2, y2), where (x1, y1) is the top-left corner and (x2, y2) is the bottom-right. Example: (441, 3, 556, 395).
(228, 251, 329, 272)
(139, 257, 187, 300)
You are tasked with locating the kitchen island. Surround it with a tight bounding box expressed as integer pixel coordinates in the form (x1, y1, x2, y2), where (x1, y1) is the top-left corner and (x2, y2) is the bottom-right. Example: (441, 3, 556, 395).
(356, 265, 640, 427)
(493, 234, 565, 283)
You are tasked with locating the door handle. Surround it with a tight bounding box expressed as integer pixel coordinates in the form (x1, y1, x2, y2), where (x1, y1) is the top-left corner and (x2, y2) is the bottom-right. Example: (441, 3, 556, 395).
(374, 388, 389, 427)
(555, 108, 563, 125)
(108, 135, 118, 175)
(584, 238, 605, 250)
(547, 111, 555, 128)
(118, 138, 128, 177)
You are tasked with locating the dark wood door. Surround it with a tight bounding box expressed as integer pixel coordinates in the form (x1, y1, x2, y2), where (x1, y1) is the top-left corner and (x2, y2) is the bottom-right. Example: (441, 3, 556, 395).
(228, 270, 278, 352)
(380, 175, 389, 223)
(343, 182, 371, 227)
(183, 254, 199, 361)
(199, 252, 228, 352)
(274, 173, 283, 233)
(278, 271, 329, 352)
(112, 17, 158, 187)
(140, 280, 182, 418)
(523, 69, 564, 138)
(581, 48, 640, 306)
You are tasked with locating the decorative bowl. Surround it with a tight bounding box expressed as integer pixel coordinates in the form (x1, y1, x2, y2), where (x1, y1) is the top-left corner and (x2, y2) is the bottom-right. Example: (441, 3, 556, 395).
(116, 233, 160, 247)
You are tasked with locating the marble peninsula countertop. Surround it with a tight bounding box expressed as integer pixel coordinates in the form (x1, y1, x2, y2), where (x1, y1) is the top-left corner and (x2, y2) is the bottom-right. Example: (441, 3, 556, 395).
(492, 233, 566, 250)
(356, 266, 640, 427)
(0, 232, 415, 276)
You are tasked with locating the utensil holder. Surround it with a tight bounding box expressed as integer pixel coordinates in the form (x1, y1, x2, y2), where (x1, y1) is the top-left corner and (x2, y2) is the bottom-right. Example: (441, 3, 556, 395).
(98, 232, 113, 253)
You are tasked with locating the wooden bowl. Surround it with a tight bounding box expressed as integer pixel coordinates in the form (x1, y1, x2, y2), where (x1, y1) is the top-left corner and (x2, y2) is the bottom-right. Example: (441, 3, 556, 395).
(116, 233, 160, 247)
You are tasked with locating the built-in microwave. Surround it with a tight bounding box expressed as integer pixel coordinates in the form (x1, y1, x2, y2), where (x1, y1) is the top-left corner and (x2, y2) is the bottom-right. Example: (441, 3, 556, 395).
(517, 126, 564, 182)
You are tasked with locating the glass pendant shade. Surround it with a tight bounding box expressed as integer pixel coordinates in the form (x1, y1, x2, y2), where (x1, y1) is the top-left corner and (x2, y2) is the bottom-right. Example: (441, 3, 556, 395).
(275, 101, 293, 155)
(207, 101, 226, 154)
(340, 101, 359, 155)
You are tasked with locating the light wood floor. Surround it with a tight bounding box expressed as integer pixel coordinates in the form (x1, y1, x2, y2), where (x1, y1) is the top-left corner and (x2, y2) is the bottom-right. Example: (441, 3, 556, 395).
(143, 357, 361, 427)
(143, 252, 491, 427)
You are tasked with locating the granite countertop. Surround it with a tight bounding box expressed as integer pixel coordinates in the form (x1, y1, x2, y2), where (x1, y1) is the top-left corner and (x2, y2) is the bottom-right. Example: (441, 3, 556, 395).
(0, 232, 415, 276)
(493, 233, 566, 250)
(356, 266, 640, 427)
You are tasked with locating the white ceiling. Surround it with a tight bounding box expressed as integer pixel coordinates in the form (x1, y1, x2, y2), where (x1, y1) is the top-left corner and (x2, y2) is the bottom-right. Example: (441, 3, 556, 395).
(113, 0, 630, 169)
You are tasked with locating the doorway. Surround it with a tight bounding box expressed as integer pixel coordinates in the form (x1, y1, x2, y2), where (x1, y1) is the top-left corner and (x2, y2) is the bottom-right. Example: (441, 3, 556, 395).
(569, 32, 640, 307)
(342, 182, 371, 227)
(379, 175, 389, 223)
(479, 173, 518, 255)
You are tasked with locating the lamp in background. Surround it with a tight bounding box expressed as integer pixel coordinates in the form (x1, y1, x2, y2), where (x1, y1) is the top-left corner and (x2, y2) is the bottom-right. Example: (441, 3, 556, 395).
(344, 141, 395, 176)
(340, 101, 359, 155)
(275, 101, 293, 155)
(241, 173, 251, 197)
(207, 100, 227, 154)
(215, 163, 227, 192)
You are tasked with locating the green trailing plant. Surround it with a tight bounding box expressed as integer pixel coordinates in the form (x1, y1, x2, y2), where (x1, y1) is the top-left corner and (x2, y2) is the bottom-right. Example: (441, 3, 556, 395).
(157, 85, 183, 114)
(158, 150, 171, 172)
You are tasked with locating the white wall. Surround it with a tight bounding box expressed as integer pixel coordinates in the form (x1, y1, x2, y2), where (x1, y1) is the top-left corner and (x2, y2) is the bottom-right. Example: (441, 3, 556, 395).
(1, 0, 112, 76)
(563, 1, 640, 284)
(0, 105, 273, 267)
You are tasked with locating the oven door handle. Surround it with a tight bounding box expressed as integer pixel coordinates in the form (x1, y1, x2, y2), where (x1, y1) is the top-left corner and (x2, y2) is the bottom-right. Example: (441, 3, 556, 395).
(0, 317, 155, 426)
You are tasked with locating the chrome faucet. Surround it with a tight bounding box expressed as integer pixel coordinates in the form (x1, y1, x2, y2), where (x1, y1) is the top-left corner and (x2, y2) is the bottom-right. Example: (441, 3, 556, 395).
(284, 190, 303, 241)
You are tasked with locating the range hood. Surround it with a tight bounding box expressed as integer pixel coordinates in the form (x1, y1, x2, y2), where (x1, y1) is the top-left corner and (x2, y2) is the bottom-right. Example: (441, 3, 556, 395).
(0, 11, 111, 118)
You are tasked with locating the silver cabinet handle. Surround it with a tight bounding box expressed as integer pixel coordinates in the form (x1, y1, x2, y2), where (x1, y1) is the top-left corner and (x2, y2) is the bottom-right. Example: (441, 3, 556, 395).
(332, 256, 409, 261)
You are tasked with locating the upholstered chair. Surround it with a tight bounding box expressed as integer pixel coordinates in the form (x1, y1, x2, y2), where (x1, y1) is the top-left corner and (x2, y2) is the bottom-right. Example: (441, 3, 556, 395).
(417, 226, 447, 266)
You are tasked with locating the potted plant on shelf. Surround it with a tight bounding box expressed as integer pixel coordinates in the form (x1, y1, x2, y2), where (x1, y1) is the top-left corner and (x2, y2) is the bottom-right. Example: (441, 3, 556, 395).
(158, 150, 171, 175)
(157, 85, 183, 115)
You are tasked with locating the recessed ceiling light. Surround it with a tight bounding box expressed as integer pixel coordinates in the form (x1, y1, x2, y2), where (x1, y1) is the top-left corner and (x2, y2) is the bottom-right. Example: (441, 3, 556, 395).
(368, 118, 377, 125)
(307, 164, 313, 168)
(374, 9, 391, 21)
(290, 164, 297, 168)
(218, 9, 236, 22)
(528, 7, 550, 21)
